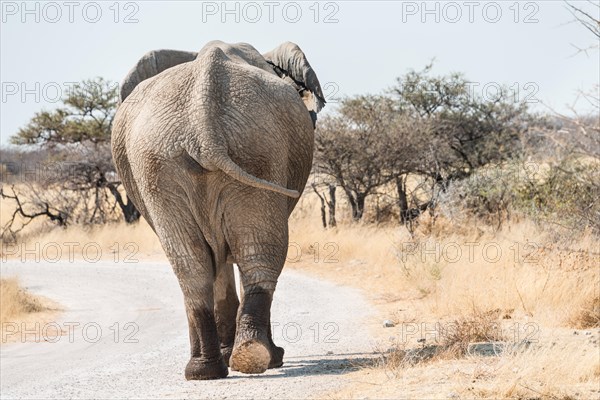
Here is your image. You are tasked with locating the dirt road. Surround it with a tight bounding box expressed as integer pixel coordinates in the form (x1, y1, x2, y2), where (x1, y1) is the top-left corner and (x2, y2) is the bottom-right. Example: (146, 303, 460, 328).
(1, 260, 375, 399)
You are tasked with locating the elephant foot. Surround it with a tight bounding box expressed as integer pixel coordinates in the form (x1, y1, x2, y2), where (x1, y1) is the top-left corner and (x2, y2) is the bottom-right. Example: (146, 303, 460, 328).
(185, 357, 228, 380)
(221, 345, 234, 367)
(268, 345, 284, 369)
(230, 339, 271, 374)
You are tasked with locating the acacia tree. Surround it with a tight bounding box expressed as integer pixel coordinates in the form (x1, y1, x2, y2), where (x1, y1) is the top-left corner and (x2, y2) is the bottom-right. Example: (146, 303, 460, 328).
(7, 78, 140, 226)
(391, 65, 529, 184)
(315, 67, 530, 225)
(314, 95, 407, 221)
(387, 66, 531, 227)
(311, 182, 337, 228)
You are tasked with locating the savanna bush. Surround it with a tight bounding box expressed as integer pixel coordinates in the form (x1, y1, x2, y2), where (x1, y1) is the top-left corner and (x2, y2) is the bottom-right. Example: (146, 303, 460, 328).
(440, 157, 600, 234)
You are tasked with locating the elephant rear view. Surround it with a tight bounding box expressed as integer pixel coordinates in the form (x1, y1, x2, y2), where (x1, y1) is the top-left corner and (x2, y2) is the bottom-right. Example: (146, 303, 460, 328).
(111, 41, 325, 380)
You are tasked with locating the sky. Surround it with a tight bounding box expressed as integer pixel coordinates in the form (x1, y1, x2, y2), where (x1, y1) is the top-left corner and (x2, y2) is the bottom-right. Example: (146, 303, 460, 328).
(1, 1, 599, 145)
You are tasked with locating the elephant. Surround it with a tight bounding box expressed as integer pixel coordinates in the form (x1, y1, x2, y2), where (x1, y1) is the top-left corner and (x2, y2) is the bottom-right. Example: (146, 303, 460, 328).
(111, 41, 325, 380)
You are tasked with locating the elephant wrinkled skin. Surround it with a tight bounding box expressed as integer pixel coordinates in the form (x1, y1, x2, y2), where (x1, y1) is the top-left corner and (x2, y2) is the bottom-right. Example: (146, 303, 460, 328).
(111, 41, 325, 379)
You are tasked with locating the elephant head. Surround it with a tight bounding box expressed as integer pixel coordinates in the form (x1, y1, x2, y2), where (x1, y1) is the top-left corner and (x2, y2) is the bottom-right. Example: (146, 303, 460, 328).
(262, 42, 326, 117)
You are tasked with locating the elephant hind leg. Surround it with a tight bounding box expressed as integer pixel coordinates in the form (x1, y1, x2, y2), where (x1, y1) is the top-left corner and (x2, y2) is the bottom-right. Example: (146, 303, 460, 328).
(213, 262, 239, 366)
(230, 284, 280, 374)
(226, 271, 282, 369)
(153, 214, 228, 380)
(267, 323, 284, 368)
(183, 306, 228, 380)
(223, 195, 288, 374)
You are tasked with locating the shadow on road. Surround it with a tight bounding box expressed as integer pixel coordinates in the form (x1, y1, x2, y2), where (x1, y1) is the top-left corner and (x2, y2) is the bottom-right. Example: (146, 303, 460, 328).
(228, 352, 378, 379)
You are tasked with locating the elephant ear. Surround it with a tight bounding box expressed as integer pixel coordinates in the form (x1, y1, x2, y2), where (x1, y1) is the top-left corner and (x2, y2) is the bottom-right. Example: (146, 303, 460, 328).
(120, 49, 198, 102)
(263, 42, 326, 114)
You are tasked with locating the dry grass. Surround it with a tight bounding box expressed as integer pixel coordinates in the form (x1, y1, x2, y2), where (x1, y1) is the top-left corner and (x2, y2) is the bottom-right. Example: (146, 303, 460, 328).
(329, 336, 600, 400)
(372, 310, 511, 372)
(464, 340, 600, 399)
(290, 191, 600, 399)
(22, 219, 164, 261)
(290, 194, 599, 329)
(1, 186, 164, 262)
(437, 311, 509, 358)
(0, 277, 62, 344)
(570, 296, 600, 329)
(1, 193, 164, 262)
(0, 277, 46, 321)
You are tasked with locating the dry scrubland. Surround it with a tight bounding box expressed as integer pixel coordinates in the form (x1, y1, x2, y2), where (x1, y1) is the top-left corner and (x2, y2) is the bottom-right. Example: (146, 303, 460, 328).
(0, 191, 163, 261)
(290, 193, 600, 399)
(1, 182, 599, 399)
(290, 193, 599, 329)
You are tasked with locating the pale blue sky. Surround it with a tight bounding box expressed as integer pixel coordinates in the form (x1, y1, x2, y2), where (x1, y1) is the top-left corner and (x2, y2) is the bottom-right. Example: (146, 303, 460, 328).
(1, 1, 598, 145)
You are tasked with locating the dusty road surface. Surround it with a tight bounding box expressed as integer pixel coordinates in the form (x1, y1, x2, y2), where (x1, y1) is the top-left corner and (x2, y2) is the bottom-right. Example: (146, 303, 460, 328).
(1, 260, 375, 399)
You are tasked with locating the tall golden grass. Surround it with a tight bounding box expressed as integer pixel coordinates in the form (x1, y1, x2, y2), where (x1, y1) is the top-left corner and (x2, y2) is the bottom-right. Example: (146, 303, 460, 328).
(332, 336, 599, 400)
(1, 195, 164, 261)
(466, 341, 600, 399)
(0, 278, 62, 345)
(0, 278, 46, 323)
(290, 192, 599, 399)
(290, 193, 599, 329)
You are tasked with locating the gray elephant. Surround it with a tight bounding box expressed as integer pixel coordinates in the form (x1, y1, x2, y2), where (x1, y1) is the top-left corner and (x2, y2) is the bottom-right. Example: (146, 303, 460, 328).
(111, 41, 325, 380)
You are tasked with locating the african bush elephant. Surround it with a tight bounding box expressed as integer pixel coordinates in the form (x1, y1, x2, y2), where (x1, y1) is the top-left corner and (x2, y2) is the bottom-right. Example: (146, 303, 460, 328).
(111, 41, 325, 380)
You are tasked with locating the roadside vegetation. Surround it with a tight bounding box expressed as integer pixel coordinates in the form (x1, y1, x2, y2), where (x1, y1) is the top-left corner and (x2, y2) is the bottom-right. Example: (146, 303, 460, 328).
(0, 277, 45, 321)
(0, 278, 59, 344)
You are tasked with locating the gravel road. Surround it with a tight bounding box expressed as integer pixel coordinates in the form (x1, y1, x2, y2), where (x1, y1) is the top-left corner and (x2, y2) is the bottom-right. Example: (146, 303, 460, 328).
(1, 260, 375, 399)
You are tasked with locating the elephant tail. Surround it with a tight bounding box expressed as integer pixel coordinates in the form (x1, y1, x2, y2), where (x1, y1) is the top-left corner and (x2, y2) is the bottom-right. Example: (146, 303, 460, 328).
(213, 155, 300, 198)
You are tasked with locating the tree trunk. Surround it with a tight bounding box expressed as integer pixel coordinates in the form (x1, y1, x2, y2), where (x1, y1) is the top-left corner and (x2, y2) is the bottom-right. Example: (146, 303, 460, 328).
(396, 175, 409, 225)
(326, 184, 337, 227)
(343, 188, 366, 221)
(108, 183, 141, 223)
(355, 194, 365, 221)
(344, 189, 359, 221)
(121, 195, 141, 223)
(312, 183, 327, 228)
